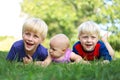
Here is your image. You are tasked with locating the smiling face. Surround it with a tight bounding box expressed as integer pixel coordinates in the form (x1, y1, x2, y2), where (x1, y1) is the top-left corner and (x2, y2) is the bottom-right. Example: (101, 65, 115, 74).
(22, 30, 42, 54)
(79, 33, 98, 51)
(78, 21, 100, 51)
(22, 18, 48, 54)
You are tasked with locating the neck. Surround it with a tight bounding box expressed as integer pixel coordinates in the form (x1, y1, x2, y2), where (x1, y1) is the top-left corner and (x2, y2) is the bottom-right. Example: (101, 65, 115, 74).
(25, 50, 35, 56)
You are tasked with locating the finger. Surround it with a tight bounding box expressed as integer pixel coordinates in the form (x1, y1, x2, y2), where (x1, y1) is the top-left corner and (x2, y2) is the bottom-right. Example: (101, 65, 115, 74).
(23, 57, 27, 63)
(27, 54, 33, 60)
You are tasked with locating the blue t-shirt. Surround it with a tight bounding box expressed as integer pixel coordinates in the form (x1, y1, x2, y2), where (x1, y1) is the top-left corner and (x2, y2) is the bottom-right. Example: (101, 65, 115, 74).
(72, 40, 112, 61)
(6, 40, 48, 62)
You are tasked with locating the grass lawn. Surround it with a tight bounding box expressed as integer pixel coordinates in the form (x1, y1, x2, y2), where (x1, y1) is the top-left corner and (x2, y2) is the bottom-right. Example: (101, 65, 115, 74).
(0, 51, 120, 80)
(1, 36, 120, 80)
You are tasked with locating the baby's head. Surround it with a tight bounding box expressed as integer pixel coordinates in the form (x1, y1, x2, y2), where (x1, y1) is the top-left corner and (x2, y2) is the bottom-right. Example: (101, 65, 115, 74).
(78, 21, 100, 39)
(49, 34, 70, 58)
(22, 17, 48, 41)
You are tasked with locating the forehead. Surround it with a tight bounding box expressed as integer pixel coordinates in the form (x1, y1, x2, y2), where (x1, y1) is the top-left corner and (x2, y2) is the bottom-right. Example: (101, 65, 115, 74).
(25, 27, 38, 32)
(23, 25, 41, 35)
(80, 33, 98, 37)
(24, 30, 39, 34)
(50, 40, 64, 46)
(50, 40, 66, 49)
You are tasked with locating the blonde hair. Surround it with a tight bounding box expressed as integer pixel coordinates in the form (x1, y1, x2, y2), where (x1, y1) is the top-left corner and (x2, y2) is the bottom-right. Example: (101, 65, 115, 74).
(78, 21, 100, 39)
(22, 17, 48, 40)
(50, 34, 70, 48)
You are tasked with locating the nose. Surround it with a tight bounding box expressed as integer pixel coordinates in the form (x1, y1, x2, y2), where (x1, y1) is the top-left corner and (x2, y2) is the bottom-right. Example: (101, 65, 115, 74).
(28, 35, 33, 41)
(87, 37, 92, 42)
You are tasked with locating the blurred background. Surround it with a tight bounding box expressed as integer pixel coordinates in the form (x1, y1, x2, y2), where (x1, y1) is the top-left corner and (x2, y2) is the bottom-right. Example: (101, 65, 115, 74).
(0, 0, 120, 57)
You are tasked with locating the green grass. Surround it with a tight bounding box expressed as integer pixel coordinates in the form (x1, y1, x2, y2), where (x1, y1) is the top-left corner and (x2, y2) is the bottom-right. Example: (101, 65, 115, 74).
(0, 51, 120, 80)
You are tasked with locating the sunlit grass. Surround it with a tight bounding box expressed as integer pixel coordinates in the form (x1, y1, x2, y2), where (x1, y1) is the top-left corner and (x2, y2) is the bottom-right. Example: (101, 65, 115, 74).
(1, 35, 120, 80)
(0, 36, 50, 52)
(0, 36, 17, 51)
(115, 51, 120, 58)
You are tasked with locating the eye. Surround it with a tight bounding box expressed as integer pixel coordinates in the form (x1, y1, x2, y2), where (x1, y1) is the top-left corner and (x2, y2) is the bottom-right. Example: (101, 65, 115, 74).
(34, 35, 39, 39)
(52, 48, 56, 51)
(50, 47, 56, 51)
(82, 36, 88, 39)
(25, 32, 30, 36)
(91, 36, 96, 39)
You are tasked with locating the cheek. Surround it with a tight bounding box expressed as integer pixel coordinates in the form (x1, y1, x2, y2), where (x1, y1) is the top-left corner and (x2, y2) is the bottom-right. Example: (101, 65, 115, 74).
(22, 35, 27, 41)
(35, 40, 40, 45)
(34, 38, 42, 43)
(79, 38, 86, 43)
(93, 39, 98, 44)
(38, 37, 43, 43)
(53, 52, 60, 57)
(56, 51, 63, 57)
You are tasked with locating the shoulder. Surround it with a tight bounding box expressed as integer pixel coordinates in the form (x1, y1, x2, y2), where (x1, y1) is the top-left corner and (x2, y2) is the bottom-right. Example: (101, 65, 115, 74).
(12, 40, 24, 48)
(98, 40, 104, 44)
(97, 40, 106, 47)
(37, 44, 47, 50)
(67, 48, 77, 56)
(37, 44, 48, 54)
(65, 48, 72, 55)
(73, 41, 81, 46)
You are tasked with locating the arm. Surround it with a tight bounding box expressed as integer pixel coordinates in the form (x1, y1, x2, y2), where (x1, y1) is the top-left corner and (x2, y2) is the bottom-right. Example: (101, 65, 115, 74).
(101, 33, 115, 59)
(23, 53, 52, 67)
(34, 53, 52, 67)
(70, 52, 90, 64)
(6, 44, 18, 61)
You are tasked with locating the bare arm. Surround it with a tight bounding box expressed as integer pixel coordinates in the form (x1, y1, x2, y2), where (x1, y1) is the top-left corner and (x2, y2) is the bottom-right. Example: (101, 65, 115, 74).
(70, 52, 90, 64)
(23, 53, 52, 67)
(101, 33, 115, 59)
(34, 53, 52, 67)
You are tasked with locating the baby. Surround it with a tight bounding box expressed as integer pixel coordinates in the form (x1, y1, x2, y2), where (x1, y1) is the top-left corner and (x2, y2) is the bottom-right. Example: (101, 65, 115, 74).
(49, 34, 88, 64)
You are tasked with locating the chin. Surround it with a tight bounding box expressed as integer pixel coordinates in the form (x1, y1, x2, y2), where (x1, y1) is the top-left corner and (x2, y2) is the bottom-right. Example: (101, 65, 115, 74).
(25, 47, 33, 51)
(85, 48, 94, 52)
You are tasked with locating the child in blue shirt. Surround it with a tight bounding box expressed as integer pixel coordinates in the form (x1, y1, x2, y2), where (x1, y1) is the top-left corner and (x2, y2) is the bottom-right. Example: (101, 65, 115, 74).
(6, 17, 51, 66)
(72, 21, 112, 63)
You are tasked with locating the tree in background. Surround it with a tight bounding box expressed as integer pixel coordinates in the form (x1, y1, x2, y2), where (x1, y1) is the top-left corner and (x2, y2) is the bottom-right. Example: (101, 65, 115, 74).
(21, 0, 120, 51)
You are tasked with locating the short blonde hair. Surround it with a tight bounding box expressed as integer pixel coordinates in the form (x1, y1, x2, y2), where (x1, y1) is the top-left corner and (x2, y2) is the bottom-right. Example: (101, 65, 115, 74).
(78, 21, 100, 39)
(22, 17, 48, 40)
(50, 34, 70, 48)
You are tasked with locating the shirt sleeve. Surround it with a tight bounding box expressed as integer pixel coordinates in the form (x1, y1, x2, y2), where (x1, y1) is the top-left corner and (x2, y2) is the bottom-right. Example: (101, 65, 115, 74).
(72, 43, 79, 55)
(37, 45, 48, 61)
(6, 45, 17, 61)
(99, 41, 112, 61)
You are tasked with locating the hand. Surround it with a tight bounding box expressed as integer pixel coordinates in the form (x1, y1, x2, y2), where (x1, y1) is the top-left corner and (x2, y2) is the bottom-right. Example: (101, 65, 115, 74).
(35, 61, 48, 67)
(102, 60, 110, 64)
(80, 60, 90, 64)
(73, 58, 90, 64)
(23, 54, 33, 64)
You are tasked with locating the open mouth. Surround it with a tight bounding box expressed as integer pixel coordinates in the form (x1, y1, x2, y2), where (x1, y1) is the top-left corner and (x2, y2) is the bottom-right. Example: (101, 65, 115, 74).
(86, 44, 92, 48)
(26, 42, 34, 47)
